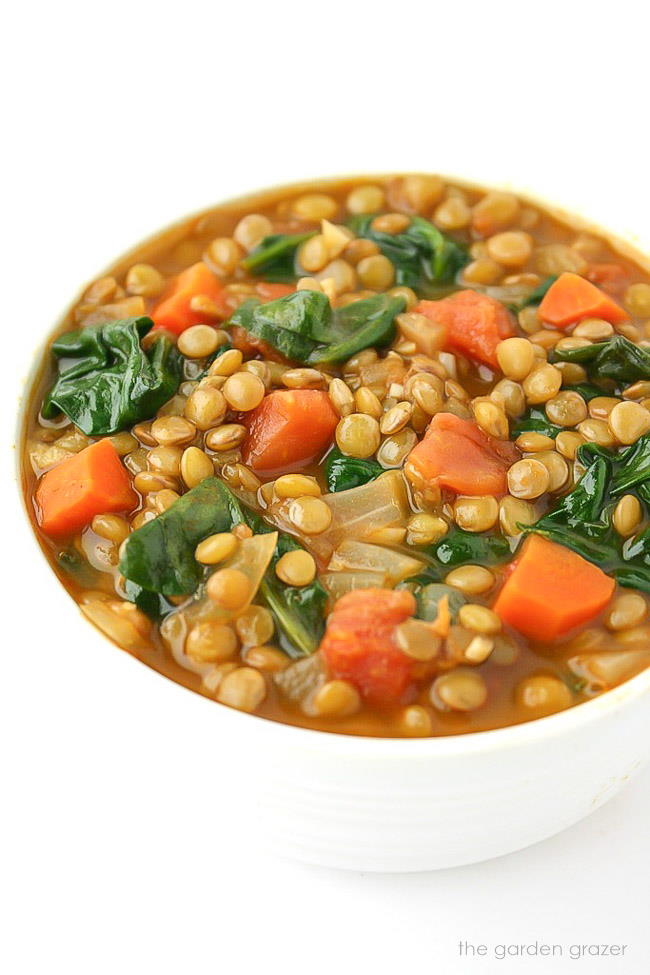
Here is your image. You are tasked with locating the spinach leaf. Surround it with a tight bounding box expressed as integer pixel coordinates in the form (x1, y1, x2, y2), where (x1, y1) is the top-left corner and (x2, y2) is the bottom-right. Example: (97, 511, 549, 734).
(120, 478, 327, 651)
(552, 335, 650, 385)
(241, 510, 327, 657)
(521, 275, 557, 307)
(512, 391, 607, 438)
(122, 579, 176, 622)
(581, 435, 650, 497)
(324, 447, 383, 493)
(119, 478, 244, 597)
(413, 527, 511, 583)
(512, 408, 562, 438)
(348, 214, 468, 296)
(229, 290, 404, 366)
(525, 443, 650, 593)
(240, 232, 315, 282)
(42, 317, 181, 435)
(562, 382, 604, 402)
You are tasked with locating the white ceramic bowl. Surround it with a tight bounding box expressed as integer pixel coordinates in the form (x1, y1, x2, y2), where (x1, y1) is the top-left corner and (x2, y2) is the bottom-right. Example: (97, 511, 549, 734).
(15, 179, 650, 873)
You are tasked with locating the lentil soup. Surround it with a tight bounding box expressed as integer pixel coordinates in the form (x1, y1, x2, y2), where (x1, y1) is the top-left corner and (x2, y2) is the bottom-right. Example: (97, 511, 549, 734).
(20, 176, 650, 737)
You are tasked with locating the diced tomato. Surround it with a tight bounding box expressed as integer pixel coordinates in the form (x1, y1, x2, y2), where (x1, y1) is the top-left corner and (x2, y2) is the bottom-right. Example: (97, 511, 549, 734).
(538, 272, 628, 328)
(493, 534, 615, 641)
(414, 290, 515, 368)
(151, 262, 229, 335)
(255, 281, 295, 301)
(319, 588, 417, 705)
(242, 390, 338, 475)
(35, 439, 137, 537)
(407, 412, 518, 495)
(229, 326, 283, 362)
(586, 262, 630, 297)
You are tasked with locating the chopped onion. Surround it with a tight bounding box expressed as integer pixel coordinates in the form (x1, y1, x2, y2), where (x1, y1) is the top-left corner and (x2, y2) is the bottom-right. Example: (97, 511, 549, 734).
(321, 569, 387, 600)
(263, 469, 412, 564)
(318, 469, 410, 553)
(568, 650, 650, 693)
(274, 652, 325, 703)
(81, 599, 151, 653)
(182, 531, 278, 626)
(328, 539, 423, 586)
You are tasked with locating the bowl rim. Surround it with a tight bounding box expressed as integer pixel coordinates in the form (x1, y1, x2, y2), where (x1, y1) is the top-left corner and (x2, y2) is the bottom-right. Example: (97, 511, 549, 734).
(14, 173, 650, 759)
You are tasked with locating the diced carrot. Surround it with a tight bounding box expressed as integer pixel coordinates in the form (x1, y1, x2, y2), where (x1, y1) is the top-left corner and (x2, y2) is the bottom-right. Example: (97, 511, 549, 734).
(414, 290, 515, 368)
(151, 262, 229, 334)
(586, 262, 630, 297)
(493, 534, 615, 641)
(407, 412, 518, 495)
(319, 588, 417, 705)
(242, 390, 338, 475)
(35, 439, 137, 537)
(538, 272, 628, 328)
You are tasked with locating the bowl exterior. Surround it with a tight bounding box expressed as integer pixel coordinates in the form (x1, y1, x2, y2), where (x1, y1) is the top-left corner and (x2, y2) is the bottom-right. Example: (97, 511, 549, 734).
(233, 683, 650, 871)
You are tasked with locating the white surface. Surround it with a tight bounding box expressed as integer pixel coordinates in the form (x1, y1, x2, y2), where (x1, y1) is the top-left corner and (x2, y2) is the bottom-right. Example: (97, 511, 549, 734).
(2, 0, 650, 970)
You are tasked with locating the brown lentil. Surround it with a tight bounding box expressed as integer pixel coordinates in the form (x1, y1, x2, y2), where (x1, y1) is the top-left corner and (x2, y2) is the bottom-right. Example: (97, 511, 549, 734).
(205, 424, 247, 451)
(432, 670, 488, 711)
(608, 401, 650, 444)
(507, 458, 550, 499)
(217, 667, 266, 712)
(206, 568, 251, 611)
(613, 495, 643, 538)
(186, 622, 238, 663)
(195, 532, 238, 565)
(288, 496, 332, 535)
(336, 413, 381, 457)
(498, 496, 536, 536)
(453, 496, 499, 533)
(311, 680, 361, 718)
(150, 416, 197, 447)
(275, 550, 317, 586)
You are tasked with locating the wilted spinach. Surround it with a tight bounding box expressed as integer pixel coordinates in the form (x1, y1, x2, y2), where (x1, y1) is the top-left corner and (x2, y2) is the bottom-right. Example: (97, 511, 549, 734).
(347, 214, 468, 296)
(240, 232, 315, 281)
(324, 447, 383, 493)
(121, 476, 327, 650)
(552, 335, 650, 385)
(512, 408, 562, 438)
(42, 317, 181, 435)
(240, 511, 328, 657)
(229, 289, 405, 365)
(521, 275, 557, 307)
(526, 436, 650, 592)
(119, 477, 243, 597)
(411, 527, 511, 584)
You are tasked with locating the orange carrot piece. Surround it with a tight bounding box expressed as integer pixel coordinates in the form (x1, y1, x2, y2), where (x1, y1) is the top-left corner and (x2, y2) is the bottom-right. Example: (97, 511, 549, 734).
(407, 412, 518, 495)
(36, 439, 137, 537)
(538, 272, 628, 328)
(493, 534, 615, 641)
(319, 588, 417, 705)
(242, 390, 338, 475)
(414, 290, 515, 368)
(151, 262, 228, 335)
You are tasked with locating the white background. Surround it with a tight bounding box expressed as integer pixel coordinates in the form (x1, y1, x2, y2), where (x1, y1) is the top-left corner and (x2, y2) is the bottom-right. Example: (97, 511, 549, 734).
(2, 1, 650, 972)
